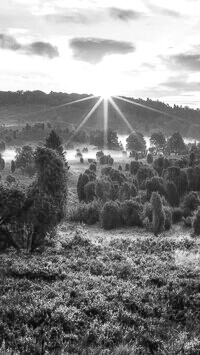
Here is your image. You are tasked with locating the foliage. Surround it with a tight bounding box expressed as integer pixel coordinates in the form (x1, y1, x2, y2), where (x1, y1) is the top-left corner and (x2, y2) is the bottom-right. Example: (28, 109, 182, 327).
(119, 182, 131, 201)
(130, 161, 141, 175)
(165, 181, 180, 207)
(167, 132, 186, 154)
(77, 173, 90, 202)
(11, 160, 16, 173)
(45, 130, 65, 160)
(84, 181, 96, 203)
(126, 132, 146, 152)
(146, 176, 165, 200)
(172, 208, 183, 223)
(15, 145, 34, 171)
(96, 178, 112, 202)
(163, 206, 172, 230)
(193, 207, 200, 235)
(100, 201, 122, 229)
(136, 165, 156, 189)
(147, 153, 153, 164)
(150, 131, 166, 153)
(183, 191, 200, 212)
(120, 200, 143, 226)
(69, 201, 101, 225)
(151, 192, 165, 236)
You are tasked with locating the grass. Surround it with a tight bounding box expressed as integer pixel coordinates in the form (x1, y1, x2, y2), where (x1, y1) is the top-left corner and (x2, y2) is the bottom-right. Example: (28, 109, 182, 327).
(1, 151, 200, 354)
(1, 223, 200, 354)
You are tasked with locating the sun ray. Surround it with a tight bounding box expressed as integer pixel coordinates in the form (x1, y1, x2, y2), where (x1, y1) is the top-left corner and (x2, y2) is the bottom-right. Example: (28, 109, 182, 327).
(103, 98, 108, 149)
(109, 96, 134, 133)
(4, 95, 97, 120)
(114, 95, 183, 121)
(66, 96, 103, 145)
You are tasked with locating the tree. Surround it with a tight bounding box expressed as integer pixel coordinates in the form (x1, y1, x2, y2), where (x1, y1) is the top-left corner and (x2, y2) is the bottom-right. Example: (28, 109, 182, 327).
(45, 130, 65, 160)
(126, 131, 146, 152)
(11, 160, 16, 173)
(15, 145, 34, 169)
(27, 147, 68, 251)
(150, 132, 166, 153)
(167, 132, 186, 154)
(151, 192, 165, 236)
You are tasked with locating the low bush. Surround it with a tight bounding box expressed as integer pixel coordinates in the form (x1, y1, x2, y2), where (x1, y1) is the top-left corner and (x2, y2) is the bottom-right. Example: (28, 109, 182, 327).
(121, 200, 143, 227)
(183, 191, 200, 212)
(100, 201, 122, 229)
(193, 207, 200, 235)
(172, 208, 183, 223)
(69, 201, 101, 225)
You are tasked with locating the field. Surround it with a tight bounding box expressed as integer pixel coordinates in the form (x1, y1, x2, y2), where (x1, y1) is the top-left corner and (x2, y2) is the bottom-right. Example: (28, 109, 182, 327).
(1, 150, 200, 354)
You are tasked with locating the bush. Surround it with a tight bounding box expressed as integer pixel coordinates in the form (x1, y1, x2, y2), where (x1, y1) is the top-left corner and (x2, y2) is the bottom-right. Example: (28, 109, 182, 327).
(100, 201, 122, 229)
(77, 173, 90, 202)
(6, 175, 16, 184)
(130, 161, 141, 175)
(183, 191, 200, 212)
(11, 160, 16, 173)
(193, 207, 200, 235)
(109, 169, 126, 185)
(89, 163, 96, 172)
(151, 192, 165, 236)
(96, 178, 112, 202)
(69, 201, 101, 225)
(136, 165, 156, 189)
(163, 206, 172, 230)
(165, 181, 180, 207)
(119, 182, 131, 201)
(84, 181, 96, 203)
(130, 183, 137, 197)
(147, 153, 153, 164)
(146, 176, 165, 200)
(186, 166, 200, 191)
(125, 163, 129, 171)
(121, 200, 143, 227)
(118, 165, 122, 171)
(80, 157, 84, 164)
(172, 208, 183, 223)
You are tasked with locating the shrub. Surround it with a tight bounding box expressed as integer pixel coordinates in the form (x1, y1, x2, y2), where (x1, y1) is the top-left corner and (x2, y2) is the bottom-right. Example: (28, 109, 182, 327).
(183, 191, 200, 212)
(69, 201, 101, 225)
(118, 165, 122, 171)
(80, 157, 84, 164)
(146, 176, 165, 200)
(136, 165, 156, 189)
(84, 181, 96, 203)
(165, 181, 179, 207)
(119, 182, 131, 201)
(96, 178, 112, 202)
(193, 207, 200, 235)
(100, 201, 122, 229)
(121, 200, 143, 227)
(6, 175, 16, 184)
(130, 183, 137, 197)
(153, 156, 164, 176)
(125, 163, 129, 171)
(89, 163, 96, 172)
(130, 161, 141, 175)
(151, 192, 165, 236)
(45, 130, 65, 160)
(163, 206, 172, 230)
(142, 202, 153, 223)
(186, 166, 200, 191)
(172, 208, 183, 223)
(96, 150, 104, 159)
(77, 173, 90, 202)
(75, 152, 83, 158)
(110, 169, 126, 185)
(147, 153, 153, 164)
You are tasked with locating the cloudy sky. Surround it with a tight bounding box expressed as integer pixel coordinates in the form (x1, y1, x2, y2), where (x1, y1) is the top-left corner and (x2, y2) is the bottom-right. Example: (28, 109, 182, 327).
(1, 0, 200, 107)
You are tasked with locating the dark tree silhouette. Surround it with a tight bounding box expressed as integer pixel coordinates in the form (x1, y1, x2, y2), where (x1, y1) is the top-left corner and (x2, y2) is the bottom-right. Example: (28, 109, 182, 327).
(45, 130, 65, 160)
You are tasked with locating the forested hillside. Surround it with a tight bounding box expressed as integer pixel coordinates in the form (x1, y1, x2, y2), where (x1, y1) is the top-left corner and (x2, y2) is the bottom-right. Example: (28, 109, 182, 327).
(0, 91, 200, 138)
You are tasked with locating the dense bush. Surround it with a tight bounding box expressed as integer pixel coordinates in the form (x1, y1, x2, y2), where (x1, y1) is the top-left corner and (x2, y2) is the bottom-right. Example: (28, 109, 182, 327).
(151, 192, 165, 236)
(89, 162, 96, 172)
(119, 182, 131, 201)
(125, 163, 129, 171)
(193, 207, 200, 235)
(130, 161, 141, 175)
(84, 181, 96, 203)
(45, 130, 65, 160)
(165, 181, 180, 207)
(146, 176, 165, 200)
(69, 200, 101, 225)
(100, 201, 122, 229)
(186, 166, 200, 191)
(183, 191, 200, 212)
(136, 165, 156, 189)
(77, 173, 90, 202)
(172, 207, 183, 223)
(147, 153, 153, 164)
(121, 200, 143, 226)
(163, 206, 172, 230)
(96, 178, 112, 202)
(6, 175, 16, 184)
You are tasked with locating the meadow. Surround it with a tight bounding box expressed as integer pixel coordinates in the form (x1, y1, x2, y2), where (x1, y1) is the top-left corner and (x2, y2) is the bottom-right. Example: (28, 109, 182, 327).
(1, 142, 200, 354)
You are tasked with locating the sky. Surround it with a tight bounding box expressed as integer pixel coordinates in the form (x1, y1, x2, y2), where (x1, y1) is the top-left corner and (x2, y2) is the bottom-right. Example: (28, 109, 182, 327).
(1, 0, 200, 107)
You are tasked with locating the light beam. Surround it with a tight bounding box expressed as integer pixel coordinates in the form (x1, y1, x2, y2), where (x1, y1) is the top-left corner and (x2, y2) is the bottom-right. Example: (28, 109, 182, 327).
(103, 98, 108, 149)
(109, 96, 134, 133)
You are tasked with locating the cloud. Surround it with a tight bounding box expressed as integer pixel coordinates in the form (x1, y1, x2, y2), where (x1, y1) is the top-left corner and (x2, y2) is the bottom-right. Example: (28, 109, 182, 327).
(145, 1, 180, 17)
(69, 37, 135, 64)
(109, 8, 142, 21)
(165, 53, 200, 71)
(0, 33, 59, 59)
(45, 7, 142, 25)
(160, 77, 200, 92)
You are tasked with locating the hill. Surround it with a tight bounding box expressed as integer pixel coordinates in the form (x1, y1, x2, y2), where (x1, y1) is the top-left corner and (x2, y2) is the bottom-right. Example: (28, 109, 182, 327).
(0, 90, 200, 138)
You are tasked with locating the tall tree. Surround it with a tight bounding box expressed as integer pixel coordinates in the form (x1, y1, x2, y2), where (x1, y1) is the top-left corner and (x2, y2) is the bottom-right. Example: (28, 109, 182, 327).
(45, 130, 65, 160)
(167, 132, 186, 154)
(150, 131, 166, 153)
(126, 131, 146, 152)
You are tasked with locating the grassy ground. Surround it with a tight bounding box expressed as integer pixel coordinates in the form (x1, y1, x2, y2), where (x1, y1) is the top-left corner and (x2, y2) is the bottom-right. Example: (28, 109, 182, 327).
(1, 153, 200, 354)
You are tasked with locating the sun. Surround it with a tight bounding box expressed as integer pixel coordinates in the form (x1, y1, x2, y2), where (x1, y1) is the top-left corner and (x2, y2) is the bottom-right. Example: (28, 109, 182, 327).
(91, 63, 117, 99)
